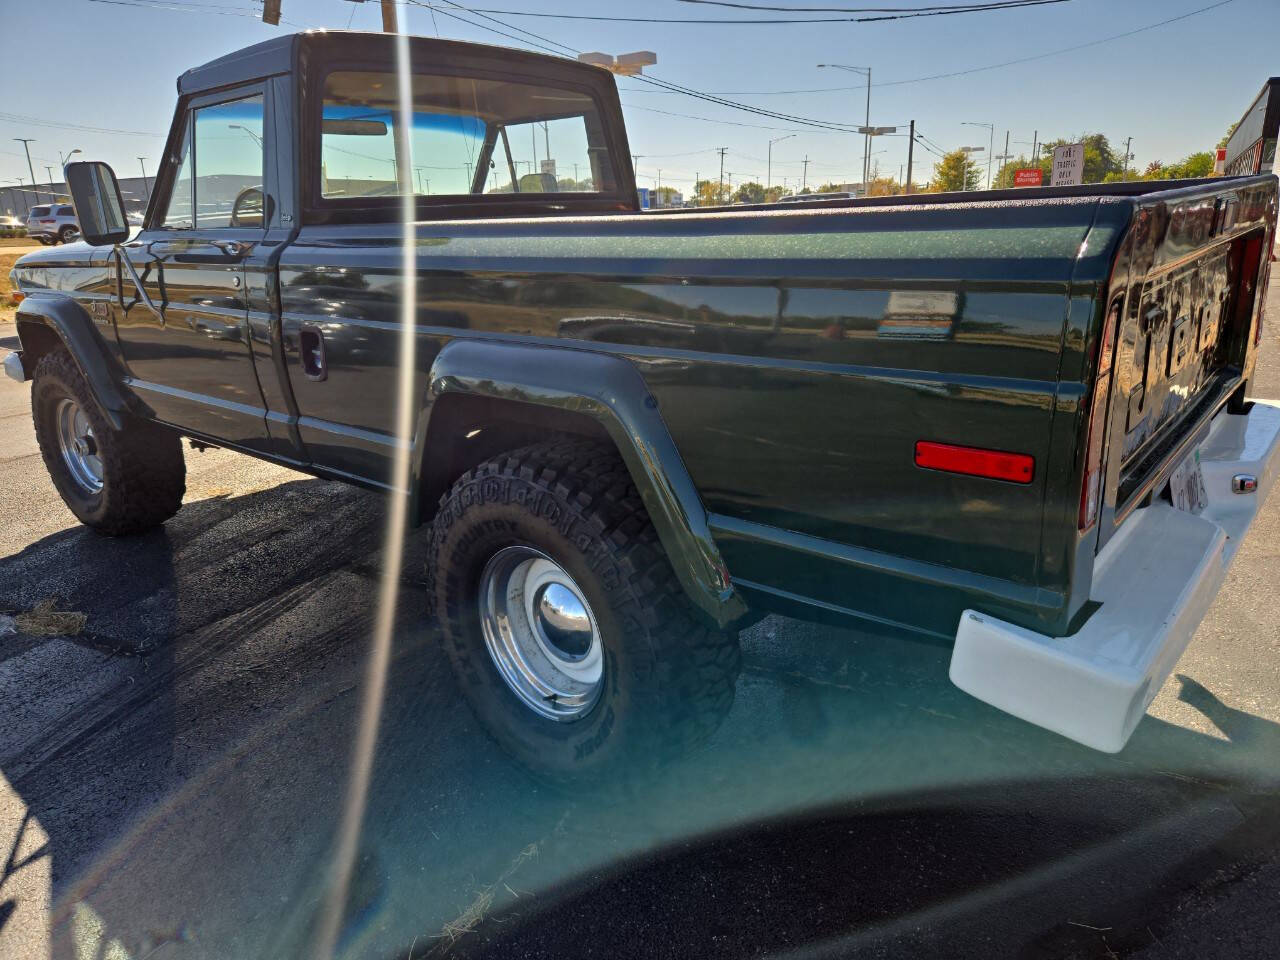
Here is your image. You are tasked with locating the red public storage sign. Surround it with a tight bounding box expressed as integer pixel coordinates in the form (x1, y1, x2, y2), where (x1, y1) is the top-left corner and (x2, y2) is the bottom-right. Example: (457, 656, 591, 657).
(1013, 168, 1044, 187)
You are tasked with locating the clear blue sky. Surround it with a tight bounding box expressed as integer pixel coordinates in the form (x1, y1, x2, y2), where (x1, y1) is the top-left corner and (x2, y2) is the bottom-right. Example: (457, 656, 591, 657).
(2, 0, 1277, 196)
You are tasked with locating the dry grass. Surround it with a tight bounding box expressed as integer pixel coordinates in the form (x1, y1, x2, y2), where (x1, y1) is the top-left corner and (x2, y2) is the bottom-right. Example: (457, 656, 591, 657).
(14, 598, 88, 637)
(1, 249, 26, 325)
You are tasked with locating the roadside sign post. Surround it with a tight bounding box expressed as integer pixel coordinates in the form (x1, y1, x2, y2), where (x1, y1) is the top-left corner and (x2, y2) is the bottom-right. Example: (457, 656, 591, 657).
(1050, 143, 1085, 186)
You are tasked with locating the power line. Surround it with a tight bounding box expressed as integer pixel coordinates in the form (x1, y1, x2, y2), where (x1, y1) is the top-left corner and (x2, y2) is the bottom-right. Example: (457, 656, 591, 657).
(0, 110, 159, 138)
(611, 0, 1236, 93)
(677, 0, 1065, 12)
(874, 0, 1236, 87)
(410, 0, 867, 134)
(464, 0, 1067, 24)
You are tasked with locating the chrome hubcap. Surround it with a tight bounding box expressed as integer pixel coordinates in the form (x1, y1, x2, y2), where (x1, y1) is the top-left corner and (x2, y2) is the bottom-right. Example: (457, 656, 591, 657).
(55, 398, 103, 493)
(477, 546, 604, 721)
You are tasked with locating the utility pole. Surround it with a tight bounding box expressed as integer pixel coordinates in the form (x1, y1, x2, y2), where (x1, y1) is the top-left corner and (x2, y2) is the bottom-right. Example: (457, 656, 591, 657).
(15, 139, 39, 203)
(1122, 136, 1133, 181)
(656, 168, 662, 204)
(905, 120, 915, 194)
(380, 0, 398, 32)
(716, 147, 728, 203)
(801, 155, 810, 190)
(138, 158, 150, 202)
(1001, 129, 1009, 186)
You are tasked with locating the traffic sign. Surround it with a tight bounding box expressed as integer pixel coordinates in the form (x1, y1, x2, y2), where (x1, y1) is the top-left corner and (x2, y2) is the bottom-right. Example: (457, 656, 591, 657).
(1051, 143, 1085, 186)
(1013, 168, 1044, 187)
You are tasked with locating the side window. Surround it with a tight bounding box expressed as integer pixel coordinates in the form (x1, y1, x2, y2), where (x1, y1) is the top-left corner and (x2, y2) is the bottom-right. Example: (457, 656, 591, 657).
(159, 93, 264, 230)
(160, 119, 194, 229)
(193, 95, 265, 229)
(57, 206, 76, 217)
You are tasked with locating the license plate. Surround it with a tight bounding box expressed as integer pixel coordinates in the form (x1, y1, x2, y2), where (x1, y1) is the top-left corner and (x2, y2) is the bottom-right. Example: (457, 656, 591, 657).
(1169, 448, 1208, 514)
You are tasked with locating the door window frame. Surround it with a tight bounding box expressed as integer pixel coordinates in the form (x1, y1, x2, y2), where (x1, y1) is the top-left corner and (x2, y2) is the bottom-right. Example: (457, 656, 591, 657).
(146, 81, 271, 235)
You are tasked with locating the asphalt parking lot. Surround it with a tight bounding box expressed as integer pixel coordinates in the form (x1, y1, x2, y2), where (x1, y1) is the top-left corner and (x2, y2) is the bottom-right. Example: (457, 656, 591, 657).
(2, 291, 1280, 960)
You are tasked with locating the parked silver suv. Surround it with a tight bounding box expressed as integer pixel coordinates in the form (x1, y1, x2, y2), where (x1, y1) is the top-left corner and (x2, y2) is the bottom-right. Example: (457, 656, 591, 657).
(25, 203, 80, 244)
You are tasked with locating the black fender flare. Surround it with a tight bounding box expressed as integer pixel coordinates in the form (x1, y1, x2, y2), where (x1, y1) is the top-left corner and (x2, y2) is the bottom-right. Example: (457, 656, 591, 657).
(416, 338, 747, 629)
(15, 293, 136, 432)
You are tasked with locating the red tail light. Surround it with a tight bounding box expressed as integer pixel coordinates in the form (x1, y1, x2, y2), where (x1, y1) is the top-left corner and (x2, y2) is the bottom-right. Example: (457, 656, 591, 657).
(1079, 298, 1122, 530)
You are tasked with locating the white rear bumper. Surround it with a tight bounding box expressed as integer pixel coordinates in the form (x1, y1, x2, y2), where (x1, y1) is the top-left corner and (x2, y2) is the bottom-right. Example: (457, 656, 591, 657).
(950, 400, 1280, 753)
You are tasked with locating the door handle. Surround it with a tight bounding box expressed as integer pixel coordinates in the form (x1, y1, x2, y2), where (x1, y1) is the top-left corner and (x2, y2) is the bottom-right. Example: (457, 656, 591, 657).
(299, 325, 327, 381)
(210, 239, 252, 258)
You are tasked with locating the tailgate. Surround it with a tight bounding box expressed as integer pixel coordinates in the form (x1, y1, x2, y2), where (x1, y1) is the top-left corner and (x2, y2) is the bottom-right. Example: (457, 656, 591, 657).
(1098, 176, 1276, 547)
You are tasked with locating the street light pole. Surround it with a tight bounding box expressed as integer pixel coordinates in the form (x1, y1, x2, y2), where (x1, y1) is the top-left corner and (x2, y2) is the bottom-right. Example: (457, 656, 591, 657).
(963, 122, 995, 188)
(59, 148, 81, 168)
(14, 139, 39, 203)
(818, 64, 871, 187)
(767, 134, 795, 189)
(138, 157, 151, 202)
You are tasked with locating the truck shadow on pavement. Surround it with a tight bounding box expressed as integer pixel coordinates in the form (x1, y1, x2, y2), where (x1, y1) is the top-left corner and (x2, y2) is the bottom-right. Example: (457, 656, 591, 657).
(1, 477, 1279, 959)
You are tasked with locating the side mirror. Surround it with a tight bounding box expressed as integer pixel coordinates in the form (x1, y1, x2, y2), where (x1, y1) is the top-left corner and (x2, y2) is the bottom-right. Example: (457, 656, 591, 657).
(64, 161, 130, 246)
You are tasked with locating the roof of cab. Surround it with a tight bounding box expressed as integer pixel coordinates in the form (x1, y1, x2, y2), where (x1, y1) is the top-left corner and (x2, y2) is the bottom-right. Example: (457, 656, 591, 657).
(178, 31, 603, 97)
(179, 34, 298, 95)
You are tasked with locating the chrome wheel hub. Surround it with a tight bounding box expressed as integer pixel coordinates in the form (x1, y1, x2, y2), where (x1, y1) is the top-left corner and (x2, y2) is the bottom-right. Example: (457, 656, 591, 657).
(55, 398, 103, 493)
(478, 546, 604, 721)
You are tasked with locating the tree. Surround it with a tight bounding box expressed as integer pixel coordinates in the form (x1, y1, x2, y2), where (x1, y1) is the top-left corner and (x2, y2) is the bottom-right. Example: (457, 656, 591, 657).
(932, 149, 982, 192)
(763, 184, 793, 203)
(1217, 122, 1238, 151)
(733, 181, 766, 205)
(692, 179, 730, 206)
(865, 176, 900, 197)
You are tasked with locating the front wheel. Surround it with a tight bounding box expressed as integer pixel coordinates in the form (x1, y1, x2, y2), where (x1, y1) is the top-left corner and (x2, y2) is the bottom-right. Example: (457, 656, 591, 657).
(429, 438, 741, 784)
(32, 350, 186, 534)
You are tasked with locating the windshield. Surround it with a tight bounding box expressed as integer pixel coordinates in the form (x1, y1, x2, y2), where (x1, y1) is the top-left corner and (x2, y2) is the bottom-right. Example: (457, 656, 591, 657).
(3, 4, 1280, 960)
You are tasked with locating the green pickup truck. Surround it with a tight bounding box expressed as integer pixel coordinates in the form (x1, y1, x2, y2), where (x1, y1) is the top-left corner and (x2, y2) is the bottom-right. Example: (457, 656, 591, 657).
(7, 31, 1279, 780)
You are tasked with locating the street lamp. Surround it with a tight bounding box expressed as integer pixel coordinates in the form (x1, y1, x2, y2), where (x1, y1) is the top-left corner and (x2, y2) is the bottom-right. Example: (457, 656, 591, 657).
(960, 146, 984, 192)
(767, 134, 795, 189)
(577, 51, 656, 76)
(59, 148, 82, 168)
(8, 178, 28, 216)
(818, 64, 872, 188)
(228, 123, 263, 148)
(962, 121, 995, 188)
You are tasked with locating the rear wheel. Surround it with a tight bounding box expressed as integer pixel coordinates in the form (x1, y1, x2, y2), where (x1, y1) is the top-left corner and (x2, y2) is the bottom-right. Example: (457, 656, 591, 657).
(58, 226, 79, 244)
(429, 437, 741, 784)
(32, 349, 186, 534)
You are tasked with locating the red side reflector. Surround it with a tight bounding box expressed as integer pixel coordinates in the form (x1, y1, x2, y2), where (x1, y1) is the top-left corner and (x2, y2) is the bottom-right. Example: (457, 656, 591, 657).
(915, 441, 1034, 484)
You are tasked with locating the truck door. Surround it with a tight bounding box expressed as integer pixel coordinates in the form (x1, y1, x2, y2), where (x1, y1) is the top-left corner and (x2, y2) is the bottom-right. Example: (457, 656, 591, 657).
(115, 87, 271, 451)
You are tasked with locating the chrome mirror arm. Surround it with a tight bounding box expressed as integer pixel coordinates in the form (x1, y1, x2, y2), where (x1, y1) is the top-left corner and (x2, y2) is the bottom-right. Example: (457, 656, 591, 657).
(114, 244, 163, 321)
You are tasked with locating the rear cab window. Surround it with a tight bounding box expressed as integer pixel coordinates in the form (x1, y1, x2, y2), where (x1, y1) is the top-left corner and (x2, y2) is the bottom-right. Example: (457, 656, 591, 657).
(314, 68, 623, 216)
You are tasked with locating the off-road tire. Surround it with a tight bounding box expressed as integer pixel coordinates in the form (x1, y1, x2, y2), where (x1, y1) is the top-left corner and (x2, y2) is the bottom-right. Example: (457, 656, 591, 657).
(428, 437, 741, 783)
(32, 349, 186, 534)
